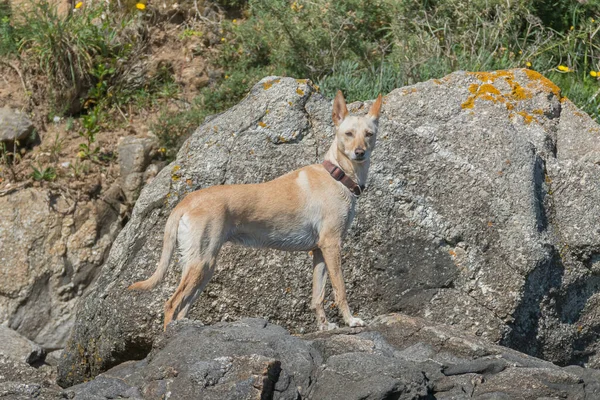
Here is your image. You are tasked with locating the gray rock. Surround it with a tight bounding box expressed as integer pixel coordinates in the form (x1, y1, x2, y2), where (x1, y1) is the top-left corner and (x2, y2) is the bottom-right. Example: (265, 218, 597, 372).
(58, 70, 600, 386)
(118, 136, 158, 204)
(0, 186, 124, 349)
(64, 314, 600, 400)
(0, 325, 45, 365)
(0, 107, 33, 144)
(0, 354, 62, 399)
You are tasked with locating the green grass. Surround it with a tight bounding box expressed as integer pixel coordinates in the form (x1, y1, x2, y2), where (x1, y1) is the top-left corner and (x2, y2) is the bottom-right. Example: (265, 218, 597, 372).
(204, 0, 600, 105)
(5, 0, 600, 160)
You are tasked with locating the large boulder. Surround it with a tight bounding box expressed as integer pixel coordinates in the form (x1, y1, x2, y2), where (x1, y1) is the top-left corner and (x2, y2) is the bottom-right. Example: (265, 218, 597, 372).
(64, 314, 600, 399)
(58, 70, 600, 386)
(0, 186, 124, 349)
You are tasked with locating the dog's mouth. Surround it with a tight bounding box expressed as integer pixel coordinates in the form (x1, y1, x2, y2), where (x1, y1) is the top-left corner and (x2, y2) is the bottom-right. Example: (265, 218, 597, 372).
(353, 155, 367, 162)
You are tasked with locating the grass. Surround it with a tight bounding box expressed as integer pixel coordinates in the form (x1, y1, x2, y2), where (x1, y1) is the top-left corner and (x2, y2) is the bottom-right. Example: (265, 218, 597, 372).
(204, 0, 600, 105)
(3, 0, 600, 164)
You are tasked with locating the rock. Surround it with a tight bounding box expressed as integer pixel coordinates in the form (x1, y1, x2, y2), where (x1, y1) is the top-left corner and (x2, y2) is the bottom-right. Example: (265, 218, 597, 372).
(64, 314, 600, 399)
(0, 186, 124, 349)
(0, 354, 61, 399)
(118, 136, 157, 204)
(58, 70, 600, 386)
(0, 325, 45, 365)
(0, 107, 33, 144)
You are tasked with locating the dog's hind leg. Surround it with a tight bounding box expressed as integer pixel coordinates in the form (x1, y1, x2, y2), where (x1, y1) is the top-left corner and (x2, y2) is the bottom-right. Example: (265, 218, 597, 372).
(163, 256, 216, 330)
(311, 249, 338, 331)
(163, 213, 224, 330)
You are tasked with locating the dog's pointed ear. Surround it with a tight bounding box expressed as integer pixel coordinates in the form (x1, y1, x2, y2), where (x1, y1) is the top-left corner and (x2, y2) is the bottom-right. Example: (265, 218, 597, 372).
(332, 90, 348, 127)
(367, 94, 382, 121)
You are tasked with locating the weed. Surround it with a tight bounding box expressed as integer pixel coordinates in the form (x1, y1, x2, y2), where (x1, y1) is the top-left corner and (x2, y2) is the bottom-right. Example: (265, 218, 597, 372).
(49, 131, 65, 163)
(78, 108, 101, 160)
(30, 164, 56, 181)
(69, 160, 90, 178)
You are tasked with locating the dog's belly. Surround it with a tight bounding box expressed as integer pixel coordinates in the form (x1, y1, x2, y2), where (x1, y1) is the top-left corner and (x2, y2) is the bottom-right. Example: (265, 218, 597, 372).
(228, 224, 319, 252)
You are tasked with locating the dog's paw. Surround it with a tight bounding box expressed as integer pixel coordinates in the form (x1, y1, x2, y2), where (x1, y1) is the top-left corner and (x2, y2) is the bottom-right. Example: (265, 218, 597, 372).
(319, 322, 339, 331)
(347, 317, 365, 328)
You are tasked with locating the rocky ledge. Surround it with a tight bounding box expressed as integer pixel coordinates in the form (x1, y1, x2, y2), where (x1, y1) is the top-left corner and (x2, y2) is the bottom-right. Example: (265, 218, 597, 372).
(58, 70, 600, 386)
(61, 314, 600, 399)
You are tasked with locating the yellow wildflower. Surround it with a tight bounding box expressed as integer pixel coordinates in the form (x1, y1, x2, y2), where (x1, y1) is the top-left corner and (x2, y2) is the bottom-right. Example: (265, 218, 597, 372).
(135, 3, 146, 10)
(570, 25, 574, 30)
(232, 19, 237, 24)
(291, 1, 303, 11)
(159, 147, 166, 153)
(591, 71, 598, 77)
(557, 65, 571, 72)
(74, 1, 83, 8)
(225, 74, 229, 79)
(592, 19, 596, 23)
(221, 37, 226, 42)
(518, 50, 522, 54)
(526, 61, 532, 67)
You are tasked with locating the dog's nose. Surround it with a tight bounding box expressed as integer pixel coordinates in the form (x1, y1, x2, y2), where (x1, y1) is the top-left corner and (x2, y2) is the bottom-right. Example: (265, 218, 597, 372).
(355, 148, 365, 158)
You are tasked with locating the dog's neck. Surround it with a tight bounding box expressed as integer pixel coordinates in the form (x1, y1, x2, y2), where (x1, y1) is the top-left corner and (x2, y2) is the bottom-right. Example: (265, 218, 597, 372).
(324, 139, 369, 188)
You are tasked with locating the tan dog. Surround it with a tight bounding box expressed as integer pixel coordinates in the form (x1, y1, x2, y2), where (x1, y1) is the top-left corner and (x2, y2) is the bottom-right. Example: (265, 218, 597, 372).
(129, 90, 382, 331)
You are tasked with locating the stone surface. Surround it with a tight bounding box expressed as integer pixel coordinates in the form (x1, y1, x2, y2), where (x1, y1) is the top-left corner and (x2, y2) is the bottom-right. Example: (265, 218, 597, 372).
(58, 70, 600, 386)
(65, 314, 600, 399)
(0, 325, 45, 365)
(0, 186, 124, 350)
(0, 107, 33, 143)
(118, 136, 158, 204)
(0, 354, 61, 399)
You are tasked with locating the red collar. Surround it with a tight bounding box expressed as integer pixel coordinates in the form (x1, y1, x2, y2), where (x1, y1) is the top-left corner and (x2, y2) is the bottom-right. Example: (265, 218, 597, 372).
(322, 160, 365, 196)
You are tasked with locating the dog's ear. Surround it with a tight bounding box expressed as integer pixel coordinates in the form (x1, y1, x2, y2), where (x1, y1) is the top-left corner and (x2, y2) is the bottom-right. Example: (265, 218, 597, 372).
(332, 90, 348, 127)
(367, 94, 382, 121)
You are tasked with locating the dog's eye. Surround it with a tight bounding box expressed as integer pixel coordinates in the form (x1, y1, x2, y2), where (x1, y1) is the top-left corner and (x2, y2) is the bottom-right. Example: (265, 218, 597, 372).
(365, 131, 373, 137)
(345, 131, 353, 137)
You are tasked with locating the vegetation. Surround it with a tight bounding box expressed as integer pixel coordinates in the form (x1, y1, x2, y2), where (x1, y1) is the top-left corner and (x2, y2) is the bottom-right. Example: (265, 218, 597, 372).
(212, 0, 600, 115)
(2, 0, 600, 169)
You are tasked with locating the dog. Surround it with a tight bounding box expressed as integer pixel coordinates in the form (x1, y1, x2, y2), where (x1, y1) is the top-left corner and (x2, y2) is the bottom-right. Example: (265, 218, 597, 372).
(129, 90, 382, 331)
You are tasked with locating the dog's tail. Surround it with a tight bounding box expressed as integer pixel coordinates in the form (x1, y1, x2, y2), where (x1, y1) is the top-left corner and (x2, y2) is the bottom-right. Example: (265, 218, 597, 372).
(128, 207, 184, 291)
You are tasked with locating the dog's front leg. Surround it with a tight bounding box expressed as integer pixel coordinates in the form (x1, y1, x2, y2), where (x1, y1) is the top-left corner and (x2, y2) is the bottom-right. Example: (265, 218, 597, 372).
(319, 240, 365, 328)
(311, 249, 338, 331)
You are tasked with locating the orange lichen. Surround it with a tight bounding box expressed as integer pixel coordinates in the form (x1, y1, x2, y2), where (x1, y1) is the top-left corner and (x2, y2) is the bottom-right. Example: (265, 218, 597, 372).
(533, 109, 544, 115)
(296, 88, 304, 96)
(258, 121, 267, 127)
(523, 69, 561, 98)
(401, 88, 418, 95)
(461, 83, 504, 109)
(510, 111, 538, 125)
(262, 78, 280, 90)
(462, 70, 539, 110)
(518, 111, 536, 124)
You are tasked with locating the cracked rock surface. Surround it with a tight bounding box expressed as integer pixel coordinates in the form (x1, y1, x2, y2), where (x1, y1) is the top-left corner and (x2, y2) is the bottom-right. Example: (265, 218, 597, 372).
(64, 315, 600, 399)
(58, 70, 600, 386)
(0, 186, 124, 350)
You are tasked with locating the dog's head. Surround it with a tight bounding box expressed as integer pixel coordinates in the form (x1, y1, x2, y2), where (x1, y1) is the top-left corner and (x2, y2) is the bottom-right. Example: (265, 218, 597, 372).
(332, 90, 382, 163)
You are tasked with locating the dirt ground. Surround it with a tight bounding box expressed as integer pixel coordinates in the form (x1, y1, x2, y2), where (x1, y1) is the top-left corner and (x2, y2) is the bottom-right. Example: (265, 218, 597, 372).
(0, 4, 214, 203)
